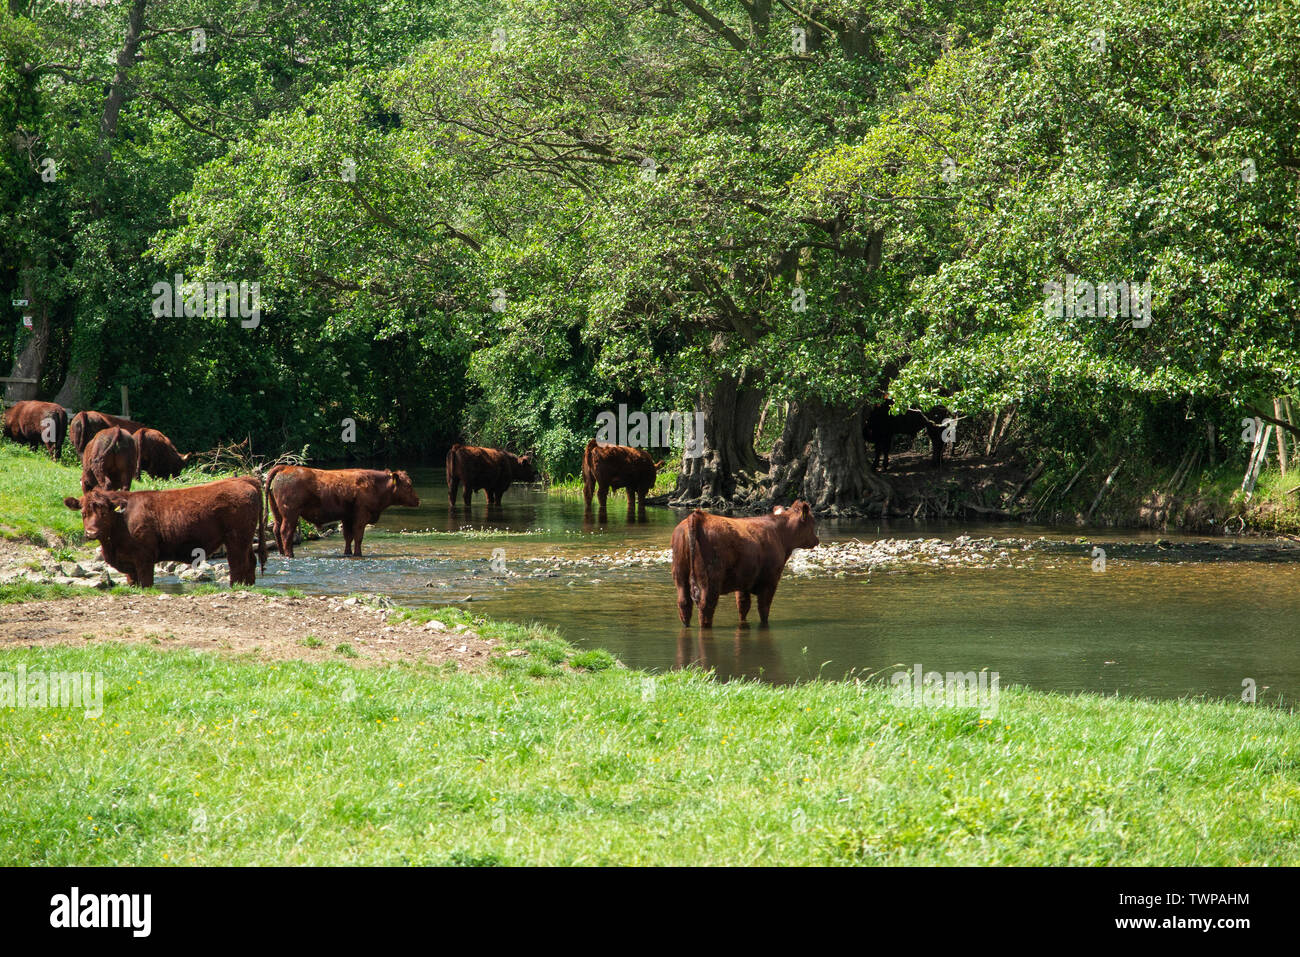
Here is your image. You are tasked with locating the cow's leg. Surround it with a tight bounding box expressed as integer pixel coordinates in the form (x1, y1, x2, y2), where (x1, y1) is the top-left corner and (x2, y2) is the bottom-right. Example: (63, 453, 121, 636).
(229, 539, 253, 585)
(463, 486, 473, 507)
(636, 488, 648, 520)
(341, 516, 355, 556)
(597, 482, 609, 511)
(352, 517, 368, 557)
(626, 487, 636, 519)
(756, 584, 778, 625)
(137, 561, 155, 589)
(278, 508, 298, 558)
(736, 592, 752, 623)
(698, 588, 719, 629)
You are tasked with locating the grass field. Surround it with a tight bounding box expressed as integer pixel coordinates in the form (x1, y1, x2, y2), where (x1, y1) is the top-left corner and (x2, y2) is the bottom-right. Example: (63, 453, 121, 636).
(2, 627, 1297, 865)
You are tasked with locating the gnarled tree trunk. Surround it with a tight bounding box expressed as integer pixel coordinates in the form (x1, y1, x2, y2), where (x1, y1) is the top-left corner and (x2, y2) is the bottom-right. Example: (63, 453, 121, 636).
(671, 371, 764, 509)
(766, 397, 887, 512)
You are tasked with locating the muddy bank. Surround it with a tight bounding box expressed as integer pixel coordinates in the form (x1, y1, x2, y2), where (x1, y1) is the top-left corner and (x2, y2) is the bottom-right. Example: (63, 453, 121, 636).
(0, 591, 497, 670)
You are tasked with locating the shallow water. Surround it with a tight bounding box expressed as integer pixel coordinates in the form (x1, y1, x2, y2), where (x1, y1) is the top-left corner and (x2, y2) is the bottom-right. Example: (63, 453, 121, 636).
(250, 467, 1300, 703)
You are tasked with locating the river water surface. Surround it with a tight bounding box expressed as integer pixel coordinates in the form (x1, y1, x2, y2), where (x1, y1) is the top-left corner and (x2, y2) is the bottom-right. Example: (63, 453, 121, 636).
(251, 468, 1300, 703)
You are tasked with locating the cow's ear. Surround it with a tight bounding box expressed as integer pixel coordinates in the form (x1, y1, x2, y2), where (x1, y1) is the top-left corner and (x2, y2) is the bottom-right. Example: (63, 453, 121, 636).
(800, 501, 811, 516)
(63, 496, 81, 510)
(773, 505, 785, 515)
(112, 503, 127, 515)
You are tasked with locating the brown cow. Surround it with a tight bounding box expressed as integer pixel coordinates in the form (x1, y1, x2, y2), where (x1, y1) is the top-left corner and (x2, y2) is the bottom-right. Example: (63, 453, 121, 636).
(64, 475, 267, 588)
(266, 466, 420, 558)
(81, 426, 139, 493)
(70, 410, 146, 456)
(582, 439, 663, 517)
(446, 443, 537, 506)
(2, 400, 67, 459)
(671, 501, 820, 628)
(136, 428, 193, 479)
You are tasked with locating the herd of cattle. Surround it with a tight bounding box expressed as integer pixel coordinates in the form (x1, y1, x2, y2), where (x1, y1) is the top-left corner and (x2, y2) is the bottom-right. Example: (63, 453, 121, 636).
(4, 396, 946, 626)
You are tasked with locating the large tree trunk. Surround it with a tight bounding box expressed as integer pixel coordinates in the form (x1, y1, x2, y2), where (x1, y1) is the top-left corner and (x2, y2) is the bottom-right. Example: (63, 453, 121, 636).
(4, 264, 49, 404)
(671, 371, 764, 509)
(767, 397, 887, 511)
(51, 0, 148, 407)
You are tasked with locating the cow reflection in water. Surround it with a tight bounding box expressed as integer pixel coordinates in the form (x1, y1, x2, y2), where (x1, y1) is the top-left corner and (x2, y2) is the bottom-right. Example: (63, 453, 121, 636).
(675, 627, 789, 683)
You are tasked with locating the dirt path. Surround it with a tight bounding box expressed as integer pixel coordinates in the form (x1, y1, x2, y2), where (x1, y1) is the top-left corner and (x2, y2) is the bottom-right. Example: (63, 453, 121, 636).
(0, 592, 497, 670)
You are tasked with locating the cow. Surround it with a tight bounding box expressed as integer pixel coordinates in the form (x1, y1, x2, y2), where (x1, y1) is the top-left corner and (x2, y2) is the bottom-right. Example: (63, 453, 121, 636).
(2, 400, 67, 459)
(136, 428, 193, 479)
(671, 501, 820, 628)
(446, 443, 538, 506)
(63, 475, 267, 588)
(70, 410, 147, 456)
(582, 439, 663, 517)
(265, 466, 420, 558)
(80, 426, 139, 493)
(863, 400, 950, 471)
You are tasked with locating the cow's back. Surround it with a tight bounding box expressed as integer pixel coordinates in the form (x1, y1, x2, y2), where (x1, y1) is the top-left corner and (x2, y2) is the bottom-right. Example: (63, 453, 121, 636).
(127, 477, 260, 559)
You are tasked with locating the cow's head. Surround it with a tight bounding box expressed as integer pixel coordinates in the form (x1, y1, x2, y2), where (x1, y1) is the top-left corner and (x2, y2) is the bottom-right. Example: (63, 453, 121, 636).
(514, 452, 539, 483)
(388, 470, 420, 507)
(773, 500, 819, 550)
(64, 489, 127, 541)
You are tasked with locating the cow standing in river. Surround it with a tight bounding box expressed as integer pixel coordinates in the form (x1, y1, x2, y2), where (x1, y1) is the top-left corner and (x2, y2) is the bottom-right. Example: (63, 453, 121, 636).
(266, 466, 420, 558)
(582, 439, 663, 518)
(671, 501, 820, 628)
(446, 444, 538, 507)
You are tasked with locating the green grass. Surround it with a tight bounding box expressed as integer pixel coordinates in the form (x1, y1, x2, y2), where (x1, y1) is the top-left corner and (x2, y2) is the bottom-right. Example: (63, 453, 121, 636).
(0, 442, 86, 545)
(2, 631, 1297, 865)
(0, 438, 241, 547)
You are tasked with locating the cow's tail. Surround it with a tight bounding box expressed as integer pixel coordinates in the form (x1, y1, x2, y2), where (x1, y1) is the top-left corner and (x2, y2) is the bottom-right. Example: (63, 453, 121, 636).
(264, 465, 287, 551)
(685, 509, 710, 603)
(446, 443, 461, 484)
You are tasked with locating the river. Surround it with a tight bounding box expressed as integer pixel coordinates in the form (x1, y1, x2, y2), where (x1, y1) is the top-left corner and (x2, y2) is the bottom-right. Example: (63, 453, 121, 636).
(246, 467, 1300, 703)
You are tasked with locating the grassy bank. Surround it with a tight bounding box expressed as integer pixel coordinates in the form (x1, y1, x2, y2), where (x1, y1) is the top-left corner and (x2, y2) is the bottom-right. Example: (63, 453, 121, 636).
(1023, 452, 1300, 534)
(1, 624, 1296, 865)
(0, 440, 239, 547)
(0, 444, 86, 545)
